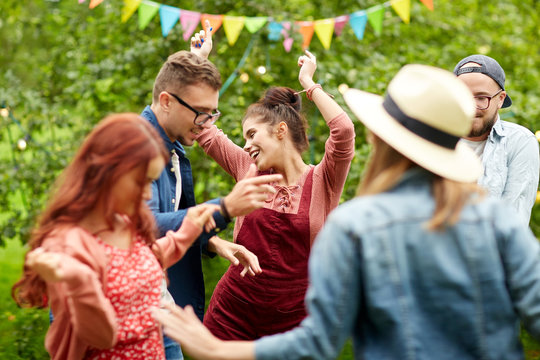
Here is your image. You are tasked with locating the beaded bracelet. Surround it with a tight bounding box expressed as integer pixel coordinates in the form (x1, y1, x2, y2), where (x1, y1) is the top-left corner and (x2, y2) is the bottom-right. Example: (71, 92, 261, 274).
(295, 84, 335, 101)
(306, 84, 323, 101)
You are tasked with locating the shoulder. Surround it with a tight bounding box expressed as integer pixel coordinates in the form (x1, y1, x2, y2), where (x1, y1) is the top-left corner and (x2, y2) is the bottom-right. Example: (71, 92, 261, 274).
(499, 119, 536, 139)
(42, 226, 106, 268)
(325, 189, 433, 234)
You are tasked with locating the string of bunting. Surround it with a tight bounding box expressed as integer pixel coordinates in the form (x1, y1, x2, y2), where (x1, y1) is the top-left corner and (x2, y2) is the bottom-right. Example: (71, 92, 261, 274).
(79, 0, 434, 51)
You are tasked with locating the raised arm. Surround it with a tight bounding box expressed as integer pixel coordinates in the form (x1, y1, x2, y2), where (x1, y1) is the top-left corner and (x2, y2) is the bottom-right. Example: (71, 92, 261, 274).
(298, 51, 355, 194)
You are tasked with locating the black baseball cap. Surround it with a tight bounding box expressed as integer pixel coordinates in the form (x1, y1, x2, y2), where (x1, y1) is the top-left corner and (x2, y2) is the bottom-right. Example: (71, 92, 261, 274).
(453, 55, 512, 108)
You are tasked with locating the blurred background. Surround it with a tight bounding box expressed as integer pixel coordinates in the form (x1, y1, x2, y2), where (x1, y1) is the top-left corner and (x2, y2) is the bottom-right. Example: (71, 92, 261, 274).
(1, 0, 539, 358)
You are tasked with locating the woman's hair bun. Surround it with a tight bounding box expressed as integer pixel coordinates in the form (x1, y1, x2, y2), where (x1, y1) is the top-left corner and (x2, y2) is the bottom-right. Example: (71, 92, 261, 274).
(260, 87, 302, 112)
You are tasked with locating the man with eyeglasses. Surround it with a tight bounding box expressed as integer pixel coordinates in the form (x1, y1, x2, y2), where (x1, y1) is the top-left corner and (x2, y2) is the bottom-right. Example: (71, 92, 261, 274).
(454, 54, 539, 225)
(140, 25, 282, 360)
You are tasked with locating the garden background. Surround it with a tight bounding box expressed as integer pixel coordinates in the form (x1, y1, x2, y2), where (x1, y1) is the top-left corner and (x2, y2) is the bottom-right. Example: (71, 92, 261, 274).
(1, 0, 540, 358)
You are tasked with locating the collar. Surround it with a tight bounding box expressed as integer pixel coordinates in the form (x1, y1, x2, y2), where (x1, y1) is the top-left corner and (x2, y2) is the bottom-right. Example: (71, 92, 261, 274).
(142, 106, 186, 156)
(488, 115, 505, 140)
(391, 167, 433, 191)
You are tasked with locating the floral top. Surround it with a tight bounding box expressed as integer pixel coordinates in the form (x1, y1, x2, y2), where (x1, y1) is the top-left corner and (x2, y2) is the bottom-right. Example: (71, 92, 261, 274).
(85, 238, 164, 360)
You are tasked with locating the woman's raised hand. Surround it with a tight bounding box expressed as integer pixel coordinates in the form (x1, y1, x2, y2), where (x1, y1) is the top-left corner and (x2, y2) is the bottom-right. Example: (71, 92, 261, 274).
(298, 50, 317, 90)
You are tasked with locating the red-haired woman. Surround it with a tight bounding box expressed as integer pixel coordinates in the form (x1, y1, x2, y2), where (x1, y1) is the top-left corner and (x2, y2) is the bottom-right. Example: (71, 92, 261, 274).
(12, 113, 218, 360)
(195, 51, 355, 339)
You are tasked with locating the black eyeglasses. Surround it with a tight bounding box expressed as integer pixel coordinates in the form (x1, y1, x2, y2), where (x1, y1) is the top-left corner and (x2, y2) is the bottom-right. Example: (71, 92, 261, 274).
(474, 89, 503, 110)
(168, 92, 221, 126)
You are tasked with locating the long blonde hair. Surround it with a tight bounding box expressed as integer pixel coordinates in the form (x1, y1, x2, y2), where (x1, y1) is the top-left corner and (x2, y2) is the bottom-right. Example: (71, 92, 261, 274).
(357, 134, 483, 230)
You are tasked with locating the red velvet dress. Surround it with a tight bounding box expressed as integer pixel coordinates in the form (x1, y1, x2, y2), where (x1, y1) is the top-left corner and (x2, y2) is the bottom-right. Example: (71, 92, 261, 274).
(203, 169, 314, 339)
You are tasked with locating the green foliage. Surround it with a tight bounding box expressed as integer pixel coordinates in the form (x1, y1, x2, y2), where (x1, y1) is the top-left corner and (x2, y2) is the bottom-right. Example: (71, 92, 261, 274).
(1, 0, 540, 359)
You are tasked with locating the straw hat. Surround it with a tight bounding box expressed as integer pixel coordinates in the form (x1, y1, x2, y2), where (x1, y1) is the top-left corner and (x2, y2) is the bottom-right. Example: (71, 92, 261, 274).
(343, 64, 482, 183)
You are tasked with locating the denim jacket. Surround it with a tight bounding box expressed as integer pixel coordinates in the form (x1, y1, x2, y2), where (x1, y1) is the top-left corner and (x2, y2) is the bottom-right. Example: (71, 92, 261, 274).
(256, 168, 540, 360)
(142, 106, 229, 320)
(479, 117, 539, 225)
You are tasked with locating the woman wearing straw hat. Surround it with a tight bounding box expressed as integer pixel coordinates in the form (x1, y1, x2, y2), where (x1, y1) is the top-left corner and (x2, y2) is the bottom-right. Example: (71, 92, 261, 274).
(153, 64, 540, 360)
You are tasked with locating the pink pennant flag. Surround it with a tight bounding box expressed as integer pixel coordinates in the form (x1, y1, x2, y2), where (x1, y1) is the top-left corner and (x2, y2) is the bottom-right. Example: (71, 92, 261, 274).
(334, 15, 349, 36)
(180, 10, 201, 41)
(283, 37, 294, 52)
(78, 0, 86, 3)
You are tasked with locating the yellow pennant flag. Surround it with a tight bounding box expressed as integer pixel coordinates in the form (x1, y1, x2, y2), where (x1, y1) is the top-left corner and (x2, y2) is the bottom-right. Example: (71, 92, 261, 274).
(223, 16, 245, 46)
(314, 18, 335, 50)
(121, 0, 142, 23)
(89, 0, 104, 9)
(391, 0, 411, 24)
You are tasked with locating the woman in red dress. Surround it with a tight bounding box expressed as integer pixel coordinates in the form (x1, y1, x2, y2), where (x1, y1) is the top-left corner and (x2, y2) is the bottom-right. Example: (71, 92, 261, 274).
(195, 51, 355, 339)
(12, 113, 218, 360)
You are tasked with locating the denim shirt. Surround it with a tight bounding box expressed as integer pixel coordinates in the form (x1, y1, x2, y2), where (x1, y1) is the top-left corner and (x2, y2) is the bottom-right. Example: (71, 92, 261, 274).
(256, 168, 540, 360)
(142, 106, 229, 321)
(479, 117, 539, 225)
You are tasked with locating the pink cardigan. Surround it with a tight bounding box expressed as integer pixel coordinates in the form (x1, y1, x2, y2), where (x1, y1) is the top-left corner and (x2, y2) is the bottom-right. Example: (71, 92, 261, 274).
(196, 112, 355, 244)
(41, 219, 202, 360)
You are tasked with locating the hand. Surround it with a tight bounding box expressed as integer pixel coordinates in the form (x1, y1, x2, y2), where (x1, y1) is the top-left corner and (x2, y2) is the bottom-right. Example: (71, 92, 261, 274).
(190, 20, 213, 60)
(185, 204, 220, 233)
(153, 304, 224, 360)
(26, 248, 65, 283)
(223, 164, 282, 218)
(297, 50, 317, 90)
(208, 236, 262, 277)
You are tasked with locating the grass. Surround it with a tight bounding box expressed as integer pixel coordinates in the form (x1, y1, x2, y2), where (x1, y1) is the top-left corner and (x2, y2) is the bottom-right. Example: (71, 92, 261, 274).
(0, 238, 49, 359)
(2, 238, 540, 359)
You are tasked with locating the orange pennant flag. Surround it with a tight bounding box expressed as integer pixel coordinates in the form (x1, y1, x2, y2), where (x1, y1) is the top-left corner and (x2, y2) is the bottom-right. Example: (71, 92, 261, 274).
(89, 0, 104, 9)
(200, 14, 224, 33)
(297, 21, 314, 50)
(419, 0, 434, 11)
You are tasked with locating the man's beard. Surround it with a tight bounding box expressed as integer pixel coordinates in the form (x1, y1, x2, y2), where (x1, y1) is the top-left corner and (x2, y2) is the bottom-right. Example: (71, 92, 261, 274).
(468, 112, 497, 138)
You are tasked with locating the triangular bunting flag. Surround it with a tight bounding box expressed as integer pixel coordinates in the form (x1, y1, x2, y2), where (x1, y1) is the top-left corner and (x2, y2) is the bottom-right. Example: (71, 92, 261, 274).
(79, 0, 86, 4)
(297, 21, 314, 50)
(89, 0, 104, 9)
(314, 18, 335, 50)
(121, 0, 142, 23)
(223, 16, 245, 46)
(138, 1, 160, 30)
(159, 5, 180, 37)
(367, 4, 385, 36)
(245, 16, 268, 33)
(391, 0, 411, 24)
(180, 10, 201, 41)
(419, 0, 434, 11)
(334, 15, 349, 36)
(268, 21, 283, 41)
(200, 14, 223, 33)
(349, 11, 367, 40)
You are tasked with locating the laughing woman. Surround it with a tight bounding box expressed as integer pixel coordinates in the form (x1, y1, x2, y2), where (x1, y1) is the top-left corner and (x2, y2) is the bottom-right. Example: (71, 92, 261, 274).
(12, 113, 219, 360)
(195, 51, 355, 340)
